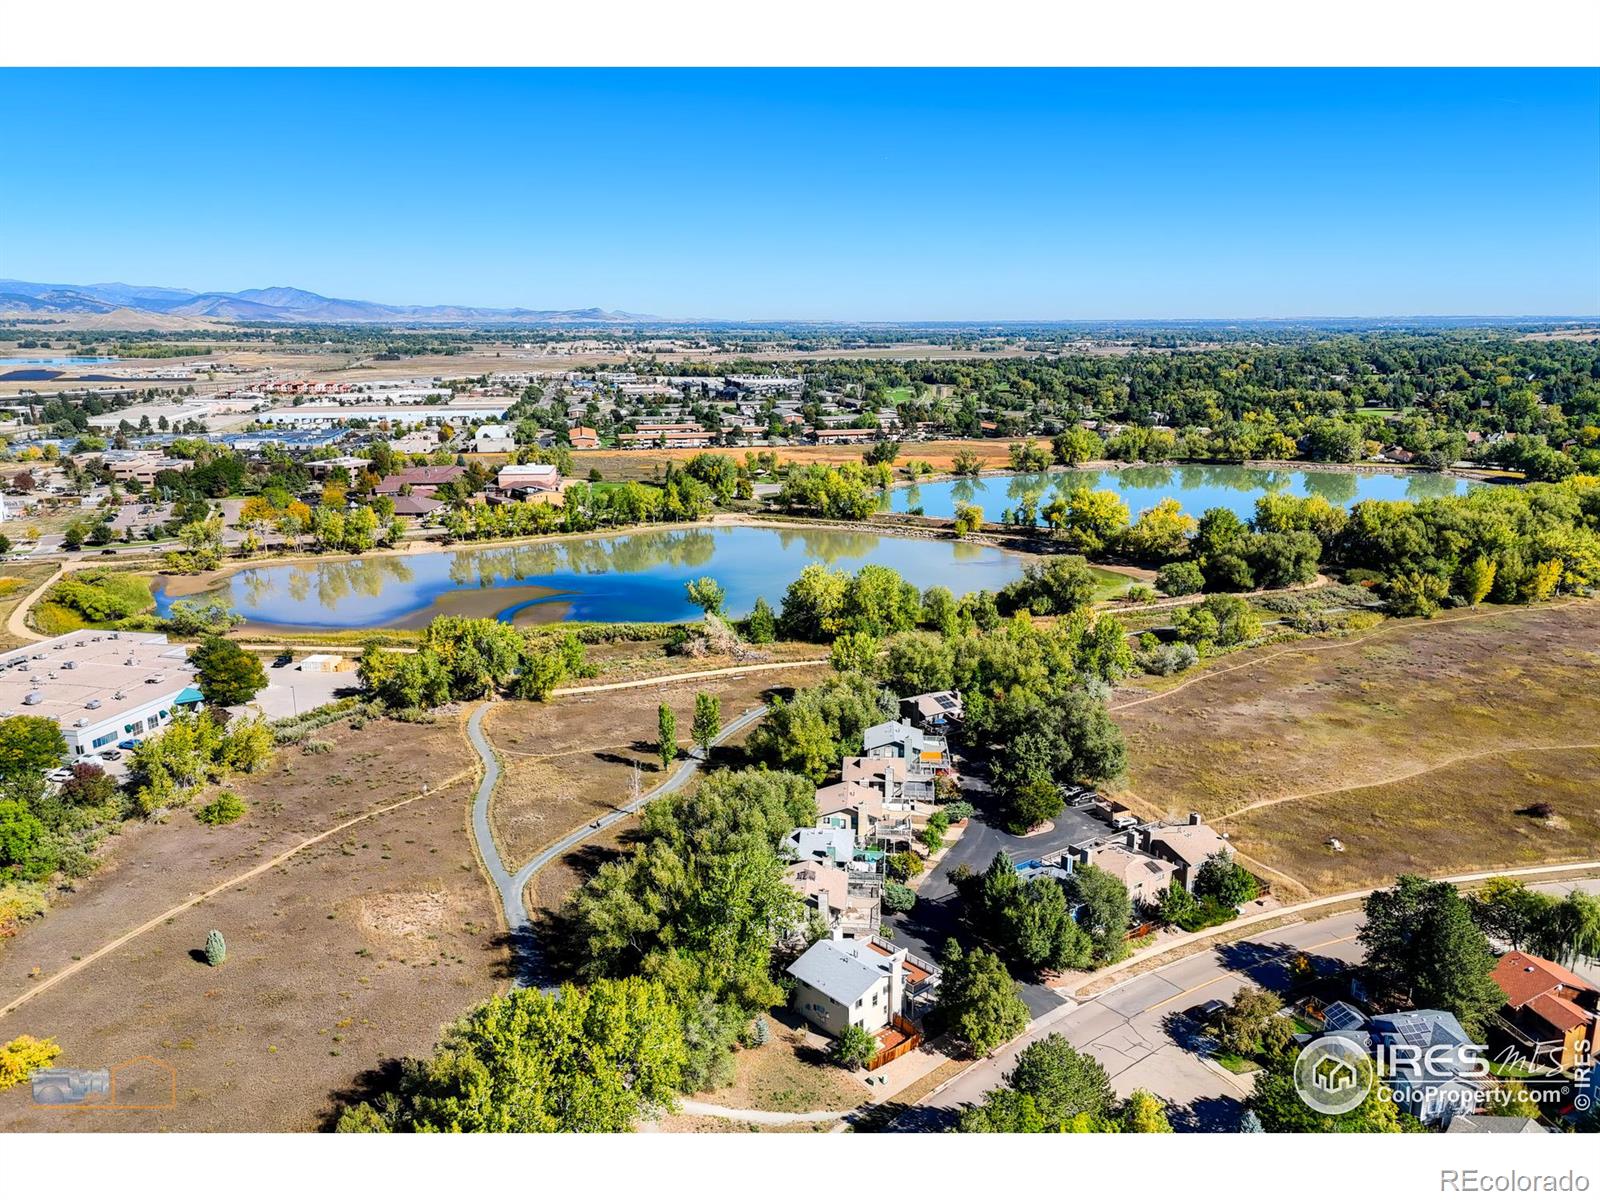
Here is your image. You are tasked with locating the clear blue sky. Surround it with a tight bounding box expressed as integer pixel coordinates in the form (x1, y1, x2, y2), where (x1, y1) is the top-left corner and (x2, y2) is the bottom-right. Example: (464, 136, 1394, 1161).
(4, 69, 1597, 320)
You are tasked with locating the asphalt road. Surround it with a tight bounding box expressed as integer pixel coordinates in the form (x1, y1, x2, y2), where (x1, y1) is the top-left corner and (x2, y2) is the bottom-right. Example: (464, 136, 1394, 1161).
(885, 766, 1110, 1018)
(888, 876, 1600, 1131)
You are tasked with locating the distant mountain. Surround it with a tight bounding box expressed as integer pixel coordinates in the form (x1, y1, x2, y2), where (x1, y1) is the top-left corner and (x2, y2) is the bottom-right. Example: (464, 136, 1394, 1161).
(0, 279, 654, 324)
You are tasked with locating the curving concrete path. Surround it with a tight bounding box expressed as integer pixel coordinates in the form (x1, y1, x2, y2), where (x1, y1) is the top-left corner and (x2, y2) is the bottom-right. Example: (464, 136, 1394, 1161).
(466, 700, 770, 988)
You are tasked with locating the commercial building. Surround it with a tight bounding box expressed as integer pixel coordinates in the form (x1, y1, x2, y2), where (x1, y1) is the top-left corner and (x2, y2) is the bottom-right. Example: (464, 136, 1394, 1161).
(0, 632, 204, 760)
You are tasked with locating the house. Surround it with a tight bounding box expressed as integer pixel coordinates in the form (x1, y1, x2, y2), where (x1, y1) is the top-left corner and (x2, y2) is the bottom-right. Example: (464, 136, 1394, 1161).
(1075, 838, 1177, 909)
(900, 690, 963, 729)
(1370, 1009, 1485, 1126)
(568, 426, 600, 450)
(783, 861, 880, 937)
(391, 494, 444, 517)
(814, 780, 885, 834)
(842, 755, 931, 806)
(1445, 1114, 1546, 1134)
(788, 933, 928, 1037)
(783, 826, 855, 866)
(1144, 814, 1230, 890)
(862, 719, 951, 773)
(472, 424, 517, 454)
(495, 462, 564, 499)
(0, 631, 205, 760)
(374, 465, 466, 496)
(1490, 951, 1600, 1071)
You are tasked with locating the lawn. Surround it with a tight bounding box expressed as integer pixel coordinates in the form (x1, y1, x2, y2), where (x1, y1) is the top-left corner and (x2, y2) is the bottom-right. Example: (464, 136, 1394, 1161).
(691, 1009, 869, 1113)
(1111, 601, 1600, 894)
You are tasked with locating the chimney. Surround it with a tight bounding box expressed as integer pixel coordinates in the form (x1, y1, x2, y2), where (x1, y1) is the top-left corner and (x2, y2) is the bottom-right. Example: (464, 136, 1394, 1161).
(1189, 811, 1202, 826)
(1124, 830, 1138, 849)
(815, 888, 830, 925)
(831, 924, 846, 944)
(888, 949, 907, 1017)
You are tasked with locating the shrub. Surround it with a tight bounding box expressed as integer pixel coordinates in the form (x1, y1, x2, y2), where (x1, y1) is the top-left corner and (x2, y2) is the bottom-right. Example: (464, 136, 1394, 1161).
(883, 881, 918, 913)
(1155, 560, 1204, 597)
(944, 800, 975, 823)
(302, 739, 334, 755)
(749, 1015, 771, 1047)
(0, 1034, 61, 1090)
(0, 881, 48, 939)
(831, 1023, 877, 1070)
(195, 791, 247, 826)
(205, 929, 226, 966)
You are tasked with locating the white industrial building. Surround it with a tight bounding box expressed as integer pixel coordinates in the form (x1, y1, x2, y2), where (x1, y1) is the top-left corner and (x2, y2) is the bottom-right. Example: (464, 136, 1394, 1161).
(0, 632, 205, 760)
(473, 424, 518, 453)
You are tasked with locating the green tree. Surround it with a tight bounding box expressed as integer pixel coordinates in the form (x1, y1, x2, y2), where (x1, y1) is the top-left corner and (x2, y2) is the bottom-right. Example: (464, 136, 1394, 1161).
(188, 636, 268, 707)
(348, 978, 686, 1132)
(953, 503, 985, 536)
(685, 577, 726, 616)
(934, 940, 1029, 1058)
(657, 704, 678, 770)
(1251, 1049, 1402, 1132)
(204, 929, 226, 966)
(1194, 853, 1260, 907)
(956, 853, 1092, 974)
(958, 1034, 1116, 1131)
(1459, 555, 1497, 606)
(1359, 875, 1506, 1038)
(832, 1023, 877, 1070)
(1385, 570, 1450, 618)
(690, 693, 721, 754)
(1211, 986, 1295, 1059)
(745, 596, 777, 644)
(1061, 864, 1133, 966)
(1154, 560, 1204, 597)
(0, 716, 68, 783)
(828, 631, 880, 674)
(1051, 427, 1104, 467)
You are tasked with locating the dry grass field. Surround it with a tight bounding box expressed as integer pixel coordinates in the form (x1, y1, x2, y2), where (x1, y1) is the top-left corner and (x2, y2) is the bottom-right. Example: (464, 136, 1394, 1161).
(1111, 601, 1600, 895)
(484, 663, 831, 873)
(0, 715, 497, 1132)
(573, 438, 1050, 484)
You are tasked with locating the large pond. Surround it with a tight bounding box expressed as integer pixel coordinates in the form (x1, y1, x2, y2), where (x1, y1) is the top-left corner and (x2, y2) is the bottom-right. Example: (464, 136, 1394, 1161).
(886, 464, 1475, 523)
(152, 524, 1033, 631)
(0, 356, 120, 366)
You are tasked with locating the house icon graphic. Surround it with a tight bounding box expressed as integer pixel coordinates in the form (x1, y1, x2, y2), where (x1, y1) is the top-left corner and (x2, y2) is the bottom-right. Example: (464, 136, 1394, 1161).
(1312, 1056, 1359, 1094)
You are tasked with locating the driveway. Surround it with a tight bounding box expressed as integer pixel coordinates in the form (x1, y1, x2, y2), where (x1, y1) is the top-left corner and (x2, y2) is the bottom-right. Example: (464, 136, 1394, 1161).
(885, 764, 1110, 1018)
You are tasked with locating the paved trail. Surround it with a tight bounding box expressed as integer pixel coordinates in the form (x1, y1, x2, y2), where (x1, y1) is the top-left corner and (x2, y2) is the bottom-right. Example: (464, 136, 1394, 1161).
(465, 700, 769, 987)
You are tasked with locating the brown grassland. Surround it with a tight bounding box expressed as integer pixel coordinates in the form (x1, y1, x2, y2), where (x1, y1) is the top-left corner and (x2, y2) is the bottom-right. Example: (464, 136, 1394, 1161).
(1110, 601, 1600, 896)
(570, 438, 1049, 484)
(0, 715, 498, 1132)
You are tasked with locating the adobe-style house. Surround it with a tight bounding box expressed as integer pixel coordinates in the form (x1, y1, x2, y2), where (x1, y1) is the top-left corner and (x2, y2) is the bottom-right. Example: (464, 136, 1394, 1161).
(1490, 950, 1600, 1071)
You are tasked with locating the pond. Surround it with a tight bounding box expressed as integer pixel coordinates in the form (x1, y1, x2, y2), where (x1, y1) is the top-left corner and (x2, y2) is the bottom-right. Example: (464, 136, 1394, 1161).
(0, 356, 121, 366)
(152, 524, 1034, 631)
(886, 464, 1476, 523)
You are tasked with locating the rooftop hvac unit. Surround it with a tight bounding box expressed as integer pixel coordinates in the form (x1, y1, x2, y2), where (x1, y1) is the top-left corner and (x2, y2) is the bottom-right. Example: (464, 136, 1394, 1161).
(73, 719, 87, 728)
(62, 661, 76, 669)
(145, 675, 165, 684)
(113, 691, 126, 700)
(107, 633, 119, 640)
(86, 699, 102, 709)
(23, 691, 43, 705)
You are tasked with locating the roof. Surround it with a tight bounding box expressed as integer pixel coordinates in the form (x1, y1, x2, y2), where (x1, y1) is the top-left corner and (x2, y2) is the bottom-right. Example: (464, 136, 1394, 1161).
(1445, 1114, 1546, 1134)
(391, 494, 444, 516)
(1148, 823, 1229, 867)
(1492, 951, 1595, 1011)
(842, 756, 907, 785)
(787, 938, 897, 1005)
(783, 862, 850, 908)
(814, 781, 883, 820)
(0, 632, 200, 731)
(1321, 1001, 1368, 1033)
(784, 826, 854, 864)
(375, 466, 465, 492)
(1085, 843, 1176, 888)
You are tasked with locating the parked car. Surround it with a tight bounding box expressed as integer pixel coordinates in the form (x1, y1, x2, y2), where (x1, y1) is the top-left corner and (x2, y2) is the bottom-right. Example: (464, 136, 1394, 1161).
(101, 749, 123, 761)
(1184, 999, 1228, 1024)
(45, 767, 74, 783)
(117, 738, 142, 751)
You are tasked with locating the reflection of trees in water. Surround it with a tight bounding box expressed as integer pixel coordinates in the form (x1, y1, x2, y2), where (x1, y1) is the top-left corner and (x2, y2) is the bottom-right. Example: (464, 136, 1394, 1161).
(1300, 470, 1360, 505)
(950, 540, 995, 563)
(1405, 473, 1463, 502)
(950, 477, 980, 506)
(1006, 474, 1052, 506)
(773, 526, 884, 564)
(900, 483, 922, 512)
(437, 529, 722, 586)
(242, 557, 417, 613)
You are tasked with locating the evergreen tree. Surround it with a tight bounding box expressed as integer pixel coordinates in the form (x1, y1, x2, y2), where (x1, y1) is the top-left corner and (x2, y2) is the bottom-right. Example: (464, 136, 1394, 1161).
(205, 929, 226, 966)
(657, 704, 677, 770)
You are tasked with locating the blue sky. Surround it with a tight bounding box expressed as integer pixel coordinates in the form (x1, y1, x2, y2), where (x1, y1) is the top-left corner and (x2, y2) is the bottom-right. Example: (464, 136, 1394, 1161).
(3, 69, 1596, 319)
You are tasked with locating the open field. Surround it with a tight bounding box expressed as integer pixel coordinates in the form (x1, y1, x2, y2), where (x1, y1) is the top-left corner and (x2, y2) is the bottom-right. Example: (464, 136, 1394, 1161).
(0, 562, 58, 650)
(1111, 601, 1600, 894)
(0, 714, 491, 1131)
(484, 662, 831, 872)
(572, 439, 1050, 483)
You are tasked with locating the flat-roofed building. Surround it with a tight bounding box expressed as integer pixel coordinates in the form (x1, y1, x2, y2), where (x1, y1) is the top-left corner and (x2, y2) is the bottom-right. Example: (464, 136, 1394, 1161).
(0, 632, 204, 761)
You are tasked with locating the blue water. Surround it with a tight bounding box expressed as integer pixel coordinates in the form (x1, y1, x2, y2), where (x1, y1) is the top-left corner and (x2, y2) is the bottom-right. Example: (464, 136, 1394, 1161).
(152, 525, 1031, 630)
(887, 464, 1475, 523)
(0, 356, 119, 366)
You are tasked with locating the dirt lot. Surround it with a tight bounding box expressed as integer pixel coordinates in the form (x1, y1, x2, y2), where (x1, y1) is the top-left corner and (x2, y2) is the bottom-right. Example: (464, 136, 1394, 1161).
(573, 439, 1050, 483)
(485, 663, 831, 881)
(1111, 601, 1600, 894)
(0, 715, 497, 1131)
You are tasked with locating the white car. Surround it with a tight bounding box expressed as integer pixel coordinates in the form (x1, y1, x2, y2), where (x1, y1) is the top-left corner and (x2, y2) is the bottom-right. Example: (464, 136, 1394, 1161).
(46, 767, 75, 783)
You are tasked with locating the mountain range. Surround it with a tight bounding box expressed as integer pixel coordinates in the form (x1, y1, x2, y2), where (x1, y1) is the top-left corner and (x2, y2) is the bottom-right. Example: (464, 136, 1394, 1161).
(0, 279, 651, 324)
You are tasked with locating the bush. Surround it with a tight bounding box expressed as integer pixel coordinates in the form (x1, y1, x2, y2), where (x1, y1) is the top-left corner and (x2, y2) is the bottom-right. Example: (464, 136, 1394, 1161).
(1155, 561, 1204, 597)
(0, 880, 48, 939)
(944, 800, 975, 822)
(831, 1023, 877, 1070)
(204, 929, 226, 966)
(302, 739, 334, 755)
(883, 881, 918, 913)
(195, 791, 247, 826)
(0, 1034, 60, 1090)
(748, 1015, 771, 1047)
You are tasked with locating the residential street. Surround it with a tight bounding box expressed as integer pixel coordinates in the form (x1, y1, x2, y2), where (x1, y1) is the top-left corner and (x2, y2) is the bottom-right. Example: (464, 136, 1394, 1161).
(886, 876, 1600, 1131)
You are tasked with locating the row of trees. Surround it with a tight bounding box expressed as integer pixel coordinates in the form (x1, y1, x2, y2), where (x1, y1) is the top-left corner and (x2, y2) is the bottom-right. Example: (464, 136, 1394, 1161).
(357, 616, 591, 709)
(953, 853, 1134, 974)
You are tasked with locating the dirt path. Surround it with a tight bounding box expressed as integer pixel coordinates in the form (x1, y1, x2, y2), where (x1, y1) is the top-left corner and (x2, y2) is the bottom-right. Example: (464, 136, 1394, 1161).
(1218, 741, 1600, 821)
(0, 766, 473, 1020)
(1107, 599, 1593, 714)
